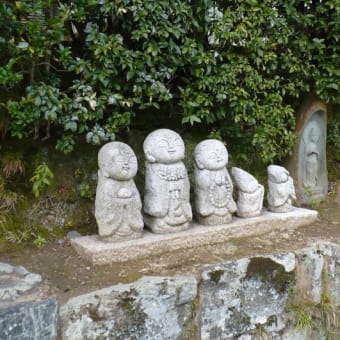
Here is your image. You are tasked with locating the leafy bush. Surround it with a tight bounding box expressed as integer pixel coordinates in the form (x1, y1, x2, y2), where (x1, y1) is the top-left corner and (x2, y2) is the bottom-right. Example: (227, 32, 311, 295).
(30, 162, 54, 198)
(0, 0, 339, 162)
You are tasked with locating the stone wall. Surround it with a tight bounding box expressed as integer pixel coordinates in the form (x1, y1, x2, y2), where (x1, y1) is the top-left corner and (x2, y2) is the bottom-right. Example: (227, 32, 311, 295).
(2, 241, 340, 339)
(59, 241, 340, 339)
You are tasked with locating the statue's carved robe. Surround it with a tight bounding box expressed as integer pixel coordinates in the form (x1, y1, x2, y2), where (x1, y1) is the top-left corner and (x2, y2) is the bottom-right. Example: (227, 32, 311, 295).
(95, 170, 143, 239)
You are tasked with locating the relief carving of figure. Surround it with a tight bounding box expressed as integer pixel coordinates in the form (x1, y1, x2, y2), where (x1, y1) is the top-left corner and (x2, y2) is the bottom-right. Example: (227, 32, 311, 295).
(303, 122, 321, 190)
(194, 139, 237, 225)
(95, 142, 143, 241)
(231, 167, 264, 218)
(143, 129, 192, 233)
(267, 165, 296, 213)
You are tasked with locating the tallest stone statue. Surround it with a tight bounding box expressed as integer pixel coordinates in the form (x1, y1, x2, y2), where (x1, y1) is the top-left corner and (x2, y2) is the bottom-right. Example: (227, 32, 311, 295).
(143, 129, 192, 233)
(287, 99, 328, 204)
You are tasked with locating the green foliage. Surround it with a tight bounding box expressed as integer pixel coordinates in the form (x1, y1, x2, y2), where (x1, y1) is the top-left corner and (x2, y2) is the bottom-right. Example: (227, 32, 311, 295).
(79, 182, 95, 200)
(295, 309, 313, 330)
(0, 0, 339, 161)
(33, 234, 47, 247)
(30, 162, 54, 198)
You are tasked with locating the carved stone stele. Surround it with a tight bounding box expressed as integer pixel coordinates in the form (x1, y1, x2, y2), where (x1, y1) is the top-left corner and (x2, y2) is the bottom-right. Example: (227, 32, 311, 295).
(286, 100, 328, 204)
(194, 139, 236, 225)
(267, 165, 296, 213)
(95, 142, 143, 241)
(231, 167, 264, 218)
(143, 129, 192, 233)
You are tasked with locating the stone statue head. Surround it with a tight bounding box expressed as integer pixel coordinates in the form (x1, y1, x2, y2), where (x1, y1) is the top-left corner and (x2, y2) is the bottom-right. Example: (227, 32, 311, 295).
(143, 129, 185, 164)
(98, 142, 138, 180)
(194, 139, 228, 170)
(303, 121, 321, 144)
(231, 167, 259, 193)
(267, 165, 289, 184)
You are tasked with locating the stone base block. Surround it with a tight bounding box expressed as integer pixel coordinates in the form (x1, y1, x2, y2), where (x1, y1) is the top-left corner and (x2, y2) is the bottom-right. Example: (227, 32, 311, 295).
(71, 208, 318, 265)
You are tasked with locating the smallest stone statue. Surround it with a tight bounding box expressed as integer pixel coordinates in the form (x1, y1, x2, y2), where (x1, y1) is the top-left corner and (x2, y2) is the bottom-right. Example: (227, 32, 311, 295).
(194, 139, 237, 225)
(267, 165, 296, 213)
(95, 142, 144, 241)
(231, 167, 264, 218)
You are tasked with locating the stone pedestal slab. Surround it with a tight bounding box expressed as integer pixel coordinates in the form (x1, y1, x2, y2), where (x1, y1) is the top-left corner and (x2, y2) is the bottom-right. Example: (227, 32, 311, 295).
(71, 208, 318, 265)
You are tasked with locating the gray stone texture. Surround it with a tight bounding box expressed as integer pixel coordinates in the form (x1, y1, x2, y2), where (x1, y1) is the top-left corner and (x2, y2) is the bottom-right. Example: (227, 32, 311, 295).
(0, 262, 42, 301)
(143, 129, 192, 233)
(194, 139, 237, 225)
(60, 276, 197, 340)
(287, 99, 328, 204)
(71, 207, 317, 265)
(0, 263, 58, 340)
(267, 165, 296, 212)
(0, 299, 58, 340)
(200, 253, 295, 339)
(0, 241, 333, 340)
(231, 167, 264, 218)
(95, 142, 144, 241)
(295, 241, 340, 305)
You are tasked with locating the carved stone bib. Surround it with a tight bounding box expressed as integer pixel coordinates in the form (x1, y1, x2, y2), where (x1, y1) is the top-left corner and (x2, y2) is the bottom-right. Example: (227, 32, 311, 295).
(155, 164, 186, 181)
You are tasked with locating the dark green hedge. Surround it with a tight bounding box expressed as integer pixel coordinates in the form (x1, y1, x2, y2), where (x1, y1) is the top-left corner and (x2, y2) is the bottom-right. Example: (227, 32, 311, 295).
(0, 0, 339, 161)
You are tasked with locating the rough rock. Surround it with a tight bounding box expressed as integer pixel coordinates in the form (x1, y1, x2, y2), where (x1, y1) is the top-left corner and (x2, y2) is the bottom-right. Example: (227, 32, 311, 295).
(0, 263, 58, 340)
(200, 253, 295, 339)
(0, 299, 58, 340)
(60, 275, 197, 340)
(295, 241, 340, 304)
(0, 262, 42, 301)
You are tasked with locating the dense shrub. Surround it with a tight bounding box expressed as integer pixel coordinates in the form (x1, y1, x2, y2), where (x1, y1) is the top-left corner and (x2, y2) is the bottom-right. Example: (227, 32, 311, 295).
(0, 0, 339, 162)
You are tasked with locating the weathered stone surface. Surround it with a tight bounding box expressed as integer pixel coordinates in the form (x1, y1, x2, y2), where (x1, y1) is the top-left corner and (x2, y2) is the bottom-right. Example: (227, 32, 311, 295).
(287, 100, 328, 204)
(231, 167, 264, 218)
(95, 142, 143, 241)
(143, 129, 192, 233)
(295, 241, 340, 304)
(0, 299, 58, 340)
(0, 263, 57, 340)
(200, 253, 295, 339)
(295, 245, 324, 303)
(60, 276, 197, 340)
(194, 139, 237, 225)
(66, 230, 82, 240)
(71, 208, 317, 265)
(0, 262, 42, 301)
(267, 165, 296, 212)
(317, 242, 340, 305)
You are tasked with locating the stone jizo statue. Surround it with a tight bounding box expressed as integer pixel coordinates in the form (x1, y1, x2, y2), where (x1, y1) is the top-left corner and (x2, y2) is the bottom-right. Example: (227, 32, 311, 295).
(95, 142, 144, 241)
(231, 167, 264, 218)
(267, 165, 296, 213)
(194, 139, 236, 225)
(143, 129, 192, 233)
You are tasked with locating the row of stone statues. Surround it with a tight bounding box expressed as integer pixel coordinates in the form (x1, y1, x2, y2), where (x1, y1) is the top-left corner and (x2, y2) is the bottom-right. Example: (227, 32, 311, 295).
(95, 129, 296, 241)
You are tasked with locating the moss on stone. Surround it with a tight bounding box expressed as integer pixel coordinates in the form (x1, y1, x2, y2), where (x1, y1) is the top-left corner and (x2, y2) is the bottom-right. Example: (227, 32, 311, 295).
(208, 269, 225, 284)
(245, 257, 295, 294)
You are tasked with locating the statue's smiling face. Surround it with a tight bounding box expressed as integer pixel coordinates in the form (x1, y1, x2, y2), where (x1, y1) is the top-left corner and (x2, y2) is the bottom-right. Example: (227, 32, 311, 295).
(144, 130, 185, 164)
(195, 140, 228, 170)
(109, 150, 138, 180)
(99, 142, 138, 180)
